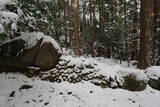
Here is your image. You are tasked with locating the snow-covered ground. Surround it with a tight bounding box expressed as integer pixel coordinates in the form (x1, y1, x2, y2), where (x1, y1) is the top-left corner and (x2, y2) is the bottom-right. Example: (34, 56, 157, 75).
(0, 50, 160, 107)
(0, 55, 160, 107)
(0, 73, 160, 107)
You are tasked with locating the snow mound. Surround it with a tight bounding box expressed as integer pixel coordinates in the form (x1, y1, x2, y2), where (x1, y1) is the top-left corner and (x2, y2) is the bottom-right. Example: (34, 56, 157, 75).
(117, 68, 148, 86)
(60, 55, 98, 70)
(117, 68, 148, 82)
(145, 66, 160, 80)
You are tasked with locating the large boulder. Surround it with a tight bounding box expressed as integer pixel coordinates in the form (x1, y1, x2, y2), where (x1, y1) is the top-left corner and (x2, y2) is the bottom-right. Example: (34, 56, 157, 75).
(0, 32, 62, 71)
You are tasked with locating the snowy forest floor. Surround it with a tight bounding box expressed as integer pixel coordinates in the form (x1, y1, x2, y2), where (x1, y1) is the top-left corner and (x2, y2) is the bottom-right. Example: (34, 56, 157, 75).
(0, 73, 160, 107)
(0, 56, 160, 107)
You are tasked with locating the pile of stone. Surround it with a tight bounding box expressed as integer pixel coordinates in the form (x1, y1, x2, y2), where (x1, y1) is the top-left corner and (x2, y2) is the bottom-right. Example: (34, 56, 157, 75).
(34, 57, 148, 91)
(40, 58, 100, 83)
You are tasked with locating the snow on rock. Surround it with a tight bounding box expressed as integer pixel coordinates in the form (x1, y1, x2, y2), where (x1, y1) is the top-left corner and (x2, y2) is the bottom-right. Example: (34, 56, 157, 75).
(145, 66, 160, 91)
(37, 55, 148, 91)
(60, 55, 98, 69)
(0, 32, 62, 54)
(40, 55, 99, 83)
(0, 32, 62, 70)
(145, 66, 160, 80)
(21, 32, 62, 54)
(41, 34, 62, 54)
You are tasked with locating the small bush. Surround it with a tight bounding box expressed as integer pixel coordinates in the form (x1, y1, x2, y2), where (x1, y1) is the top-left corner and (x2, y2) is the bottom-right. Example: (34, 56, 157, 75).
(122, 74, 147, 91)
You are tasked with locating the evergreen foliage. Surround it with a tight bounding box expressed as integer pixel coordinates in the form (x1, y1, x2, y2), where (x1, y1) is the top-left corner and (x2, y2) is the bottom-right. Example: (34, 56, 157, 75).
(0, 0, 159, 68)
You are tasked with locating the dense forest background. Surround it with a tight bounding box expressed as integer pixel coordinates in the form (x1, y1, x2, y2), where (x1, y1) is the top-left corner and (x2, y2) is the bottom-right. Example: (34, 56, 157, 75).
(0, 0, 160, 69)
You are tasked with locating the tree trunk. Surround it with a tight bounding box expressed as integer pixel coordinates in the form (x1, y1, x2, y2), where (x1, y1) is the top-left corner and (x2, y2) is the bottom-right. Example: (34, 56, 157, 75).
(64, 0, 68, 47)
(138, 0, 155, 69)
(71, 0, 81, 55)
(82, 1, 87, 38)
(89, 0, 96, 56)
(131, 0, 138, 60)
(154, 0, 160, 65)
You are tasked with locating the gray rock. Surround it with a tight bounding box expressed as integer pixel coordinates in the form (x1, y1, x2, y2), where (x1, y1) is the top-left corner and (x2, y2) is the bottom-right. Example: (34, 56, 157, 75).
(148, 79, 160, 91)
(145, 66, 160, 91)
(0, 32, 62, 71)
